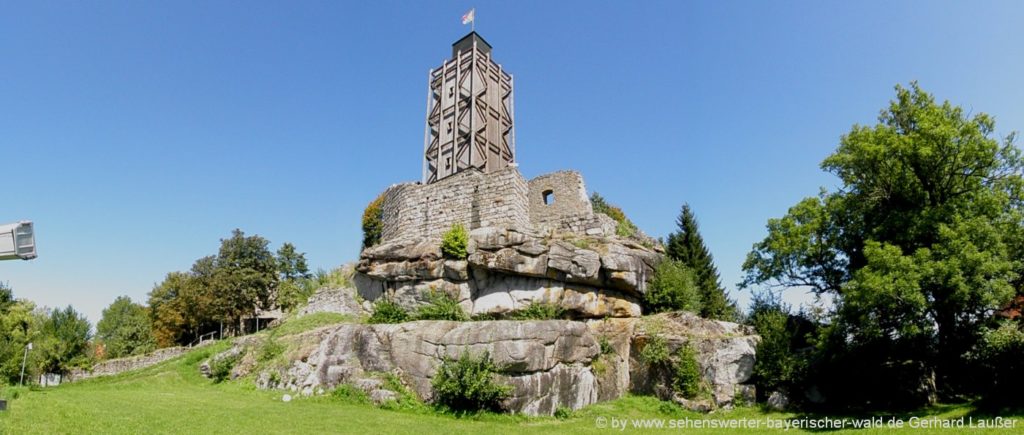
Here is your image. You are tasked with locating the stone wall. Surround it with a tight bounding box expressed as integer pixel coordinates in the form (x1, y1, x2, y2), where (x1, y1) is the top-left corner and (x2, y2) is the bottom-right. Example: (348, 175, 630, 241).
(379, 166, 531, 243)
(68, 345, 203, 381)
(527, 170, 595, 233)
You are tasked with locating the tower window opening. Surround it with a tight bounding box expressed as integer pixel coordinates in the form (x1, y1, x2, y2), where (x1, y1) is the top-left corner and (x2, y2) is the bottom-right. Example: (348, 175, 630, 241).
(542, 190, 554, 205)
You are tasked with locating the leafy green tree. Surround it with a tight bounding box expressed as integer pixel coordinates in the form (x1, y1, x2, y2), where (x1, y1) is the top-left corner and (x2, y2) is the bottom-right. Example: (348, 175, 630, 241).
(276, 242, 310, 281)
(97, 296, 156, 359)
(37, 305, 92, 375)
(643, 260, 701, 314)
(666, 204, 737, 320)
(747, 291, 807, 400)
(742, 82, 1024, 405)
(213, 229, 279, 334)
(0, 282, 13, 313)
(0, 286, 41, 384)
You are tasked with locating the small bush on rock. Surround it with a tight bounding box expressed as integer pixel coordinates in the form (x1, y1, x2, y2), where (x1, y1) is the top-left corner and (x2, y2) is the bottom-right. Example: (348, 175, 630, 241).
(362, 194, 385, 249)
(673, 343, 704, 399)
(368, 299, 410, 324)
(506, 301, 564, 320)
(431, 351, 512, 413)
(639, 334, 670, 366)
(210, 353, 241, 383)
(415, 291, 468, 321)
(643, 260, 702, 314)
(440, 223, 469, 259)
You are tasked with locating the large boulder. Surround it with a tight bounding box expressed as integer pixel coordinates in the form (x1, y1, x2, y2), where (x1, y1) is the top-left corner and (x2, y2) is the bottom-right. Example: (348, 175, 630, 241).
(629, 312, 759, 408)
(355, 226, 661, 319)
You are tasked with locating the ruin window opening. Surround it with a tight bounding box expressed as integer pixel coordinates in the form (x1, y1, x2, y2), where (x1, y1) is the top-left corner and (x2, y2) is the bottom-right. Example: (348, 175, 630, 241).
(542, 190, 554, 205)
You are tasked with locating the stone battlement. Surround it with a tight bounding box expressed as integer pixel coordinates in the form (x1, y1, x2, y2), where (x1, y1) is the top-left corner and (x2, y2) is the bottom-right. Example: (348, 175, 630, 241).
(379, 166, 614, 243)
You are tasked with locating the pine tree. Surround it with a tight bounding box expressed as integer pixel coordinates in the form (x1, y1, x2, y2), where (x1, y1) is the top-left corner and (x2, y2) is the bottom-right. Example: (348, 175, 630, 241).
(666, 204, 737, 320)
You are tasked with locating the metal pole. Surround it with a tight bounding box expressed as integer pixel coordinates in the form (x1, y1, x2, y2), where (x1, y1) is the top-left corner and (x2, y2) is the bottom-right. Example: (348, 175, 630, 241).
(19, 344, 30, 386)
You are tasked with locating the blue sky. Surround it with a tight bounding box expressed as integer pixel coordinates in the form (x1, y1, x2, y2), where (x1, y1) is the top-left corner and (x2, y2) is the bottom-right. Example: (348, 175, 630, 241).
(2, 1, 1022, 325)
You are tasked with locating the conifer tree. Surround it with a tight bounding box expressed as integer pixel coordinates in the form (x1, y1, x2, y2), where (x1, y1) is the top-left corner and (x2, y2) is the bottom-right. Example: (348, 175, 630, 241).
(666, 204, 737, 320)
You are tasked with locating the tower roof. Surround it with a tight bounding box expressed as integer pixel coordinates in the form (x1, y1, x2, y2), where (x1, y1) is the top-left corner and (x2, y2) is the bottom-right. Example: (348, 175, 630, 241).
(452, 31, 492, 57)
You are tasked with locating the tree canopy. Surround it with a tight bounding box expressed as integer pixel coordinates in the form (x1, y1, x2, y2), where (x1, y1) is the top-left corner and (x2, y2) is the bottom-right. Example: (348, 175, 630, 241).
(666, 204, 737, 320)
(742, 82, 1024, 407)
(97, 296, 156, 359)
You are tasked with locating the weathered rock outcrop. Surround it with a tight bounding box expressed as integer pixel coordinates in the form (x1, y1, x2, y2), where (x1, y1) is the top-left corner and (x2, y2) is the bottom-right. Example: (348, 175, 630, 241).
(356, 227, 662, 319)
(297, 286, 367, 317)
(219, 312, 757, 416)
(630, 312, 759, 408)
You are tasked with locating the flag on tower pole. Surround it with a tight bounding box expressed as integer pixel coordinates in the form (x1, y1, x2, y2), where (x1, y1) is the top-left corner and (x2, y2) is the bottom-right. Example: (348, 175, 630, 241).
(462, 8, 475, 31)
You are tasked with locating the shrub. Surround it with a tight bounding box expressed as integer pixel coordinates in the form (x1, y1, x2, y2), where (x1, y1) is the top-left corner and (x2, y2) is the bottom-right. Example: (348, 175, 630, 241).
(672, 343, 704, 399)
(639, 334, 670, 366)
(362, 194, 385, 249)
(554, 406, 573, 419)
(368, 299, 410, 324)
(747, 291, 808, 400)
(331, 384, 371, 404)
(258, 340, 284, 364)
(440, 223, 469, 260)
(506, 301, 564, 320)
(415, 291, 468, 321)
(591, 192, 638, 238)
(598, 335, 615, 355)
(643, 260, 702, 314)
(380, 373, 425, 411)
(975, 320, 1024, 404)
(431, 351, 512, 413)
(210, 352, 241, 383)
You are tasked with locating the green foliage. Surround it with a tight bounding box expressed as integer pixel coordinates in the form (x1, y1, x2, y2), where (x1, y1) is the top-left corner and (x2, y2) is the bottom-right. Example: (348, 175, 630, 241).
(643, 260, 702, 314)
(0, 290, 41, 384)
(368, 299, 410, 324)
(414, 291, 468, 321)
(210, 353, 240, 383)
(741, 82, 1024, 407)
(257, 340, 284, 364)
(570, 238, 592, 250)
(362, 193, 385, 249)
(505, 301, 564, 320)
(330, 384, 371, 404)
(276, 242, 310, 282)
(598, 336, 615, 355)
(554, 406, 573, 419)
(591, 192, 639, 238)
(97, 296, 156, 359)
(748, 291, 804, 399)
(214, 229, 280, 331)
(37, 305, 93, 375)
(666, 204, 737, 321)
(148, 229, 281, 346)
(378, 372, 426, 411)
(431, 351, 512, 413)
(973, 321, 1024, 404)
(440, 223, 469, 260)
(672, 343, 704, 399)
(639, 334, 670, 366)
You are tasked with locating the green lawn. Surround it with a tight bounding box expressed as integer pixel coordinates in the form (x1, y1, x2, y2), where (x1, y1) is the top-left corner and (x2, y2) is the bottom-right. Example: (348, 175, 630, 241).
(0, 341, 1019, 434)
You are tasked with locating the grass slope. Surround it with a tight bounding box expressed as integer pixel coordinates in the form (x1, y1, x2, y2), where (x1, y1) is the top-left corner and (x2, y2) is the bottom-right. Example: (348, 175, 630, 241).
(1, 340, 1020, 434)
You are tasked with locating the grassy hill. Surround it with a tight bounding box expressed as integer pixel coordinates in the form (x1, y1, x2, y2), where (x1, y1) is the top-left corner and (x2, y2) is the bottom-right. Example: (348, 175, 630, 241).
(1, 332, 1020, 434)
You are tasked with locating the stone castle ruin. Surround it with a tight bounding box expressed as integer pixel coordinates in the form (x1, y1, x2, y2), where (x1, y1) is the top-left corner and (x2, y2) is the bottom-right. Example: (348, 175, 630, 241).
(71, 32, 758, 417)
(355, 32, 662, 319)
